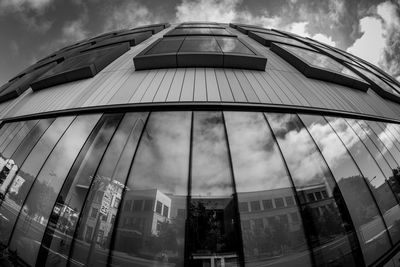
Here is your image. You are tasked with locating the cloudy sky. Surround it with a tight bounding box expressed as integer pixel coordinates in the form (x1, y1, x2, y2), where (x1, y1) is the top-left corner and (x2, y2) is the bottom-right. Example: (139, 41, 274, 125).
(0, 0, 399, 85)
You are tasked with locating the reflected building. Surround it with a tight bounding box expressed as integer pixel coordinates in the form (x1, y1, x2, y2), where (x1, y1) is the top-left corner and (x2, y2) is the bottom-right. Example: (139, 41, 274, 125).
(0, 22, 400, 267)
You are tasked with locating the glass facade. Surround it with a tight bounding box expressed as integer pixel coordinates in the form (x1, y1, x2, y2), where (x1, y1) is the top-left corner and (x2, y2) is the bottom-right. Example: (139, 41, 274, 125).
(0, 111, 399, 266)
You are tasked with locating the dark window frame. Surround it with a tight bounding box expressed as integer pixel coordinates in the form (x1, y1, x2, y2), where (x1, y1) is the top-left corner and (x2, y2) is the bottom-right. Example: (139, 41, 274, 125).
(31, 43, 130, 91)
(134, 36, 267, 71)
(271, 43, 370, 91)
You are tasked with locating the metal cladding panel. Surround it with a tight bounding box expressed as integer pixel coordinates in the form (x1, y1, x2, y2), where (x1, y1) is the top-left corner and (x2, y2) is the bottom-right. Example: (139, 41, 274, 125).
(1, 24, 400, 122)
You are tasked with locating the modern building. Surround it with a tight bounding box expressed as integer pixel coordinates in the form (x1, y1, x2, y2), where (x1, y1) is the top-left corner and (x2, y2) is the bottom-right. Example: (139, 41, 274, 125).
(0, 21, 399, 267)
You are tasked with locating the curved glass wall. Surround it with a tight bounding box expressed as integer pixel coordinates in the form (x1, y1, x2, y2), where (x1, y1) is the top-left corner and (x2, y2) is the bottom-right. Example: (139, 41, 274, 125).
(0, 111, 399, 267)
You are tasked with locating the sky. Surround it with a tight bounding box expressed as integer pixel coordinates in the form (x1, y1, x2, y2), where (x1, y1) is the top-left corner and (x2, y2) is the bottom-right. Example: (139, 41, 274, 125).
(0, 0, 399, 86)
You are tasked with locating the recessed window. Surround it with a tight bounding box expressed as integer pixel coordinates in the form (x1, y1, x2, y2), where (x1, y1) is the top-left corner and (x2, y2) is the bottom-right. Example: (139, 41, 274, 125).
(271, 43, 369, 91)
(134, 36, 266, 70)
(165, 27, 235, 37)
(31, 43, 130, 91)
(249, 31, 311, 49)
(83, 31, 152, 51)
(0, 62, 56, 103)
(350, 63, 400, 97)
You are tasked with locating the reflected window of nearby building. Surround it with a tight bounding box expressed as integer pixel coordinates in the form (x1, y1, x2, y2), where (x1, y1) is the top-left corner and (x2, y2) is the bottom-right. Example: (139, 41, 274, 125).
(307, 193, 316, 202)
(250, 201, 261, 211)
(156, 200, 163, 214)
(163, 205, 169, 217)
(321, 190, 328, 199)
(262, 199, 273, 209)
(285, 196, 295, 206)
(274, 197, 285, 208)
(91, 208, 98, 218)
(143, 199, 153, 211)
(239, 202, 248, 212)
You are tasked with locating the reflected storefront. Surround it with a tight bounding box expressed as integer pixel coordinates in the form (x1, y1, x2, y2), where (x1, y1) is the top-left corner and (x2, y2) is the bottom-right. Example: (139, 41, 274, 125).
(0, 111, 399, 267)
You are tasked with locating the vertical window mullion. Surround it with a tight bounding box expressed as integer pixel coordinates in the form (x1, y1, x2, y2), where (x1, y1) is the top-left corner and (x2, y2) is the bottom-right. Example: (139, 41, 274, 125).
(104, 112, 151, 267)
(221, 111, 245, 267)
(262, 113, 317, 267)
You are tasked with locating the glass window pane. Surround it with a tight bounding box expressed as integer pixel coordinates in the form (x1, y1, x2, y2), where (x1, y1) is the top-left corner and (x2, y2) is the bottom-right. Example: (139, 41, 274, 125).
(346, 119, 398, 188)
(327, 117, 400, 243)
(300, 114, 392, 265)
(280, 44, 364, 80)
(357, 121, 399, 170)
(110, 111, 191, 267)
(0, 119, 55, 197)
(211, 28, 233, 36)
(215, 37, 254, 55)
(1, 120, 38, 159)
(0, 116, 74, 246)
(254, 32, 311, 48)
(351, 64, 400, 96)
(224, 111, 312, 266)
(8, 114, 101, 265)
(146, 38, 183, 55)
(188, 111, 241, 266)
(267, 113, 362, 266)
(0, 122, 21, 149)
(68, 112, 148, 267)
(179, 37, 221, 53)
(367, 121, 400, 166)
(169, 28, 212, 36)
(36, 114, 122, 266)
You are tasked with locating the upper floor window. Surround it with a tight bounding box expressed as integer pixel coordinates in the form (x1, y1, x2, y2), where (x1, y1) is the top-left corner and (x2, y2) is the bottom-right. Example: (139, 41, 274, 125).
(134, 35, 267, 70)
(271, 43, 370, 91)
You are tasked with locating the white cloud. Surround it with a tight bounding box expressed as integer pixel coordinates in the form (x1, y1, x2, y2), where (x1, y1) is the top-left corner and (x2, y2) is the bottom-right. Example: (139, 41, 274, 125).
(175, 0, 336, 47)
(103, 1, 157, 32)
(283, 21, 337, 46)
(347, 1, 400, 78)
(0, 0, 53, 12)
(346, 16, 385, 67)
(175, 0, 239, 23)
